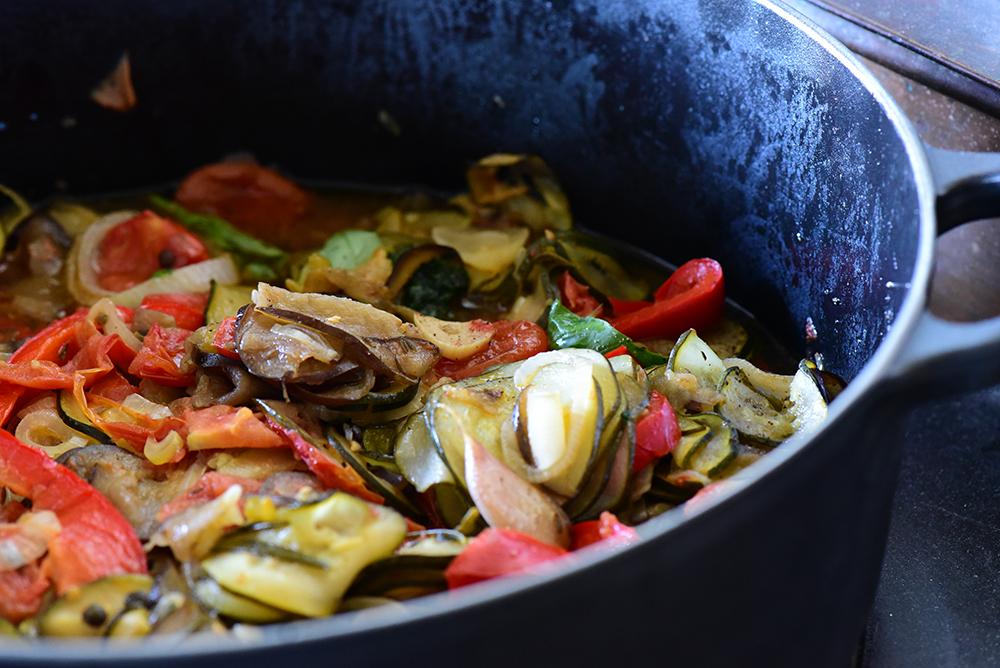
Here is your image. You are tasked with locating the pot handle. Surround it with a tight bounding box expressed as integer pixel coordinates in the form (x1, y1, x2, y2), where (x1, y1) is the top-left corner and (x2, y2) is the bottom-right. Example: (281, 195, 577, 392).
(887, 146, 1000, 394)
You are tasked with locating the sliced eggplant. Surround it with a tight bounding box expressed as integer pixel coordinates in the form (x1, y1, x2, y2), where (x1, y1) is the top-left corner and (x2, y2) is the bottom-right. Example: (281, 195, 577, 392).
(38, 574, 153, 637)
(717, 366, 794, 444)
(669, 329, 728, 389)
(57, 390, 112, 444)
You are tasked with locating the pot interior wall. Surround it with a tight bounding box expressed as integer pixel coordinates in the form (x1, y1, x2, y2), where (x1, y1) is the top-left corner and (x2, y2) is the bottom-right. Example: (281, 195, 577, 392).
(0, 0, 921, 379)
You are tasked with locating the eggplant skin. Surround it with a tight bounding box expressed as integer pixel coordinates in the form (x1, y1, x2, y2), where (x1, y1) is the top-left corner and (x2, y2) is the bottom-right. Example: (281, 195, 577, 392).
(234, 304, 438, 395)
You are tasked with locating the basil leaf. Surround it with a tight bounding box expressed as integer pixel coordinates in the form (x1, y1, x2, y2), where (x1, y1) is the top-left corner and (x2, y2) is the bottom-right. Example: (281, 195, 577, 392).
(319, 230, 381, 269)
(546, 300, 667, 367)
(150, 195, 287, 263)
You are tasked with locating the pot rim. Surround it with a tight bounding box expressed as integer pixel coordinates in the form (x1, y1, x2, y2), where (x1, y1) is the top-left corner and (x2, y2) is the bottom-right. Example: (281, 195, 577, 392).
(0, 0, 938, 661)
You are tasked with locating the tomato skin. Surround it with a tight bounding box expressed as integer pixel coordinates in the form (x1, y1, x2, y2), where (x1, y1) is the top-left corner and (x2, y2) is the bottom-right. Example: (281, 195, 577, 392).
(140, 293, 209, 330)
(97, 211, 209, 292)
(444, 528, 568, 589)
(183, 405, 284, 451)
(0, 429, 146, 606)
(434, 320, 548, 381)
(0, 562, 49, 623)
(175, 162, 309, 239)
(128, 325, 195, 387)
(263, 416, 383, 504)
(632, 391, 682, 473)
(570, 512, 639, 550)
(557, 271, 603, 317)
(612, 258, 725, 340)
(211, 316, 240, 360)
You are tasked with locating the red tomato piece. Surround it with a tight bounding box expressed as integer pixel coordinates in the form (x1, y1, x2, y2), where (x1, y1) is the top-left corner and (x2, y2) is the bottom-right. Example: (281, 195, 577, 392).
(434, 320, 548, 381)
(0, 429, 146, 602)
(211, 316, 240, 360)
(612, 258, 725, 340)
(128, 325, 195, 387)
(444, 528, 568, 589)
(632, 391, 681, 473)
(97, 210, 209, 292)
(183, 405, 284, 451)
(89, 370, 138, 402)
(557, 271, 603, 317)
(175, 162, 309, 239)
(263, 416, 383, 504)
(140, 293, 209, 331)
(0, 562, 50, 623)
(604, 345, 629, 359)
(157, 472, 263, 522)
(570, 511, 640, 551)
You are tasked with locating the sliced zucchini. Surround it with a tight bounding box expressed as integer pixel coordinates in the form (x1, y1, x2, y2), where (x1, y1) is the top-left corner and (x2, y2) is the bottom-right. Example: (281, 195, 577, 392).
(205, 281, 254, 326)
(788, 360, 828, 433)
(672, 418, 711, 469)
(347, 552, 455, 599)
(106, 608, 152, 638)
(326, 426, 424, 518)
(433, 483, 474, 529)
(398, 529, 468, 557)
(57, 390, 112, 444)
(648, 469, 711, 504)
(668, 329, 727, 388)
(717, 367, 794, 444)
(38, 574, 153, 637)
(426, 376, 519, 486)
(202, 493, 406, 618)
(721, 357, 793, 405)
(395, 412, 455, 492)
(685, 413, 737, 477)
(192, 577, 289, 623)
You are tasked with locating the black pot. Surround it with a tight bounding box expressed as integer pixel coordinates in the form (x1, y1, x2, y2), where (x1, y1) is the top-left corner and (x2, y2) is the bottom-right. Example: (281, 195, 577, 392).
(1, 1, 999, 665)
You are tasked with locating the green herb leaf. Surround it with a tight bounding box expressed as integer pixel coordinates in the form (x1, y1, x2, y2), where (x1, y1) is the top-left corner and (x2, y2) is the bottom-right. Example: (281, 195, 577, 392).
(546, 299, 666, 367)
(399, 258, 469, 319)
(150, 195, 287, 263)
(318, 230, 381, 269)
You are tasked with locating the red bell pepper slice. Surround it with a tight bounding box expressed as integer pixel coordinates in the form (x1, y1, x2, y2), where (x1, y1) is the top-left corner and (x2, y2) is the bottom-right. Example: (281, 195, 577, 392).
(632, 390, 682, 472)
(570, 511, 640, 550)
(140, 293, 209, 331)
(607, 296, 650, 318)
(264, 417, 383, 504)
(444, 528, 568, 589)
(434, 320, 549, 381)
(604, 345, 629, 359)
(211, 316, 241, 360)
(612, 258, 725, 340)
(557, 271, 603, 317)
(128, 324, 195, 387)
(0, 429, 146, 621)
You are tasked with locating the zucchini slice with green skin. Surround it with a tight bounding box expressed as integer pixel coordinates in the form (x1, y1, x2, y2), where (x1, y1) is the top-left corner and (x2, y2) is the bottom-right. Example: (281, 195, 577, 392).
(326, 426, 424, 518)
(192, 577, 290, 623)
(395, 412, 455, 492)
(717, 366, 794, 444)
(57, 390, 112, 444)
(672, 418, 711, 469)
(721, 357, 793, 405)
(668, 329, 727, 388)
(204, 281, 254, 327)
(788, 360, 829, 433)
(685, 413, 737, 477)
(38, 574, 153, 637)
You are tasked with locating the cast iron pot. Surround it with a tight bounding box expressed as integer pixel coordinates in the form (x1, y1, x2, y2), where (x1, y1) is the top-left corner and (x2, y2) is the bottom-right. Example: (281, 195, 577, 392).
(1, 0, 999, 665)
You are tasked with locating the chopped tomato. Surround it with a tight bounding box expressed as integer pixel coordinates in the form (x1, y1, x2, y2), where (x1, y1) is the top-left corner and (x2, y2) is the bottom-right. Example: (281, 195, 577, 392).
(604, 345, 629, 359)
(444, 528, 568, 589)
(175, 162, 309, 241)
(140, 293, 209, 331)
(11, 310, 89, 364)
(264, 416, 383, 504)
(97, 210, 209, 292)
(211, 316, 240, 360)
(557, 271, 603, 317)
(128, 325, 194, 387)
(570, 512, 640, 550)
(0, 429, 146, 608)
(183, 405, 284, 451)
(434, 320, 548, 381)
(632, 390, 682, 472)
(613, 259, 725, 340)
(0, 562, 49, 623)
(89, 370, 138, 402)
(157, 472, 262, 522)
